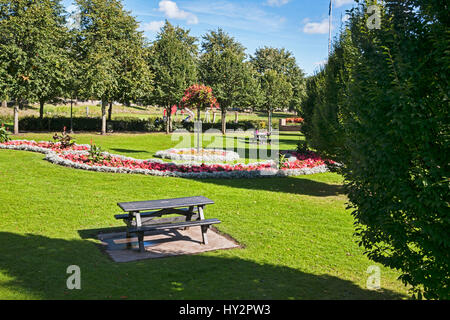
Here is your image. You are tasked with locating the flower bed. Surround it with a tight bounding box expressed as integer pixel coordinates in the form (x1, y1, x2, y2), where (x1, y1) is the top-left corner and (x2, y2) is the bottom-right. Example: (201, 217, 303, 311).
(0, 140, 330, 179)
(155, 148, 240, 162)
(285, 117, 304, 124)
(0, 139, 90, 153)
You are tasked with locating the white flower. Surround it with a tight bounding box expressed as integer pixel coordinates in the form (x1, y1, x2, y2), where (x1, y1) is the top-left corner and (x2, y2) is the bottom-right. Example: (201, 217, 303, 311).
(155, 148, 240, 162)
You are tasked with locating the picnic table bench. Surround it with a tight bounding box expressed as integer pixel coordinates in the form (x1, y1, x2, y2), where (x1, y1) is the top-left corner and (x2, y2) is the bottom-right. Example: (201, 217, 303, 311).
(115, 196, 220, 252)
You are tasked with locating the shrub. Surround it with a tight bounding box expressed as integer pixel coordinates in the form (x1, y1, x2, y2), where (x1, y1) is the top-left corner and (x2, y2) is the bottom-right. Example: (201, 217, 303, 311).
(296, 140, 309, 154)
(52, 127, 75, 148)
(87, 142, 110, 163)
(0, 124, 11, 143)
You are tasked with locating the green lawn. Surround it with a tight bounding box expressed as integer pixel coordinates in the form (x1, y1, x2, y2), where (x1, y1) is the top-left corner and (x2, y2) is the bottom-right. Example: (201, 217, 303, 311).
(0, 132, 410, 299)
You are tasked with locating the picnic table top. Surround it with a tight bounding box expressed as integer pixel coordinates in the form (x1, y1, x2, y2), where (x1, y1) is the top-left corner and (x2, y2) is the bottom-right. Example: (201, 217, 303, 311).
(117, 196, 214, 212)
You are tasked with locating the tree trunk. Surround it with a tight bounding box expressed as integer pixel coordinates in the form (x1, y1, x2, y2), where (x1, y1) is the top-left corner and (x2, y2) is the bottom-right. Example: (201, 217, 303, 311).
(165, 106, 170, 134)
(221, 109, 227, 135)
(108, 102, 113, 121)
(235, 111, 238, 124)
(101, 100, 107, 135)
(268, 108, 272, 133)
(70, 99, 74, 133)
(39, 99, 45, 119)
(14, 103, 20, 135)
(1, 100, 6, 108)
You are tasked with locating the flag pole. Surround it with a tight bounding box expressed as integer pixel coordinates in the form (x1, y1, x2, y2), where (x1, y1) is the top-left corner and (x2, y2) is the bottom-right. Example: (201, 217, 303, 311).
(328, 0, 333, 56)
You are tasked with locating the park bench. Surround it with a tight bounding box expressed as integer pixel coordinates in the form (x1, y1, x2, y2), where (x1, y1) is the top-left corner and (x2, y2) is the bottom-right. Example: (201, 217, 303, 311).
(252, 130, 272, 144)
(115, 196, 220, 252)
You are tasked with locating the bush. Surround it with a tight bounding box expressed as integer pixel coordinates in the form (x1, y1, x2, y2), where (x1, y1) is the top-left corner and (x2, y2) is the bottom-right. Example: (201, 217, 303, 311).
(0, 124, 11, 142)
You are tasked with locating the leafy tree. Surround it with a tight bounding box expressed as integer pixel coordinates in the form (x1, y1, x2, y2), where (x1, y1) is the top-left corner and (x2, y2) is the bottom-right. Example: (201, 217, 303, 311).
(259, 69, 292, 132)
(0, 0, 68, 134)
(76, 0, 152, 134)
(199, 28, 258, 134)
(250, 46, 305, 113)
(303, 0, 449, 299)
(238, 62, 264, 113)
(302, 30, 352, 160)
(148, 20, 197, 134)
(300, 74, 321, 145)
(33, 0, 71, 121)
(345, 0, 449, 299)
(64, 5, 88, 133)
(107, 9, 153, 121)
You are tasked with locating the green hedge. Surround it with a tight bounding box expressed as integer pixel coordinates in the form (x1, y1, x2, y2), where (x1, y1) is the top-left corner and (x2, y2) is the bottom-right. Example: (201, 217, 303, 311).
(19, 116, 164, 132)
(17, 116, 278, 132)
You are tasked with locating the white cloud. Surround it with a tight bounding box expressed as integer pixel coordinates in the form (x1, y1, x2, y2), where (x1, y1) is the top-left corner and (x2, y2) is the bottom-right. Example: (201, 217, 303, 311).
(303, 19, 330, 34)
(158, 1, 198, 24)
(334, 0, 354, 8)
(266, 0, 290, 7)
(142, 20, 165, 32)
(184, 1, 286, 32)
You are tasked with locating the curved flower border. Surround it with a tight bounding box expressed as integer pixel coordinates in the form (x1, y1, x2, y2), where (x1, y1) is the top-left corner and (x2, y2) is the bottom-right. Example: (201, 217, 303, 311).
(155, 148, 240, 162)
(0, 140, 330, 179)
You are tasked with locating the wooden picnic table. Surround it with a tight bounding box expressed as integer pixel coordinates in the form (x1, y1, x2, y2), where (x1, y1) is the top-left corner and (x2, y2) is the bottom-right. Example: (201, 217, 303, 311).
(115, 196, 220, 252)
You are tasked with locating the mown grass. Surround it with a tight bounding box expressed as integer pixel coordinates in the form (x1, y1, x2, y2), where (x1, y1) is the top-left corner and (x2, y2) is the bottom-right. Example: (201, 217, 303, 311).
(0, 132, 410, 299)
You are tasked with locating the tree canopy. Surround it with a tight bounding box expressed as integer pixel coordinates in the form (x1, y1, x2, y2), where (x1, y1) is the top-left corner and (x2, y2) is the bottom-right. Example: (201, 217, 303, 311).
(302, 0, 449, 299)
(75, 0, 153, 134)
(148, 20, 198, 133)
(251, 46, 304, 113)
(199, 28, 258, 133)
(0, 0, 69, 133)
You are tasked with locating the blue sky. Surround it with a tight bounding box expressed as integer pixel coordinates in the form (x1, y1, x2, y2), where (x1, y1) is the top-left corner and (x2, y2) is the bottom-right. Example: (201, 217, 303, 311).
(63, 0, 357, 75)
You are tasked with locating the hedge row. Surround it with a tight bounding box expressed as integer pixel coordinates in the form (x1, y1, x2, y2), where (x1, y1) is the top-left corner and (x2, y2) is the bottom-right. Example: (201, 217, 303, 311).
(17, 116, 279, 132)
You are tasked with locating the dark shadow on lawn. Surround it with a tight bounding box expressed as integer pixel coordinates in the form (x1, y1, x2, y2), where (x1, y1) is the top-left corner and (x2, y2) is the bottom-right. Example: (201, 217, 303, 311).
(110, 148, 149, 154)
(0, 232, 406, 300)
(200, 177, 344, 197)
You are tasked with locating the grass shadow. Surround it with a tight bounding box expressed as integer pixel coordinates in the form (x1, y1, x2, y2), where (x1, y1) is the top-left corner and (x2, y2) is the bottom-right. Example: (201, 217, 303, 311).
(0, 232, 406, 299)
(201, 176, 344, 197)
(110, 148, 149, 154)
